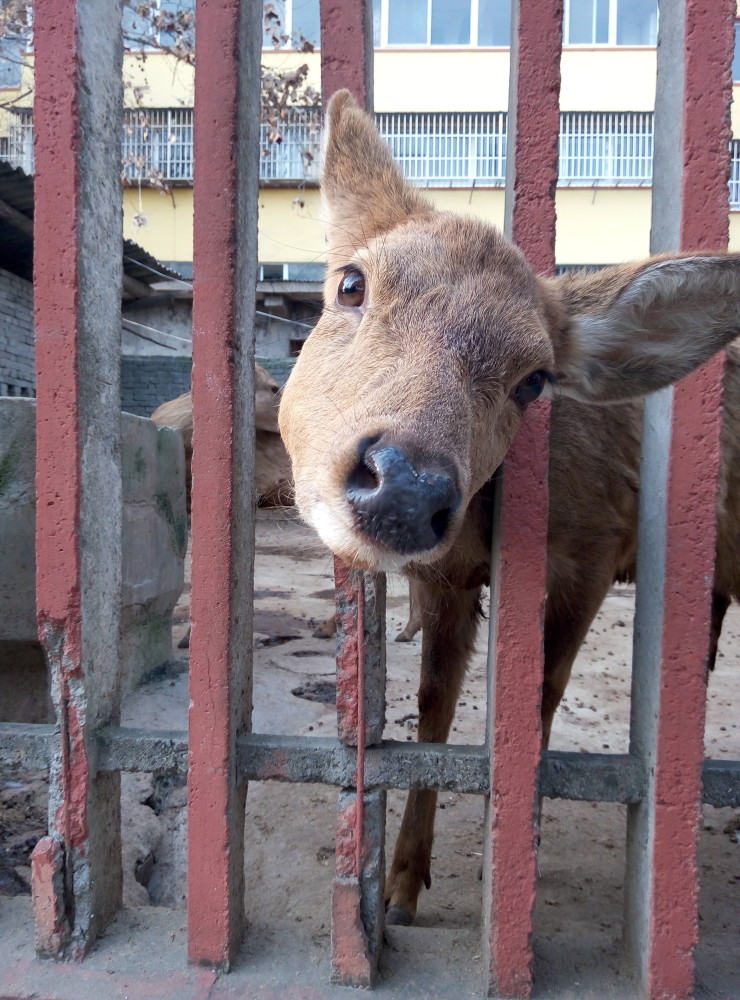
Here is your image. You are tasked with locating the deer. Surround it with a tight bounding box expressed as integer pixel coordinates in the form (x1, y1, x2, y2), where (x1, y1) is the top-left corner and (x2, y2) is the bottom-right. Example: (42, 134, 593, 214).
(278, 90, 740, 927)
(151, 363, 293, 513)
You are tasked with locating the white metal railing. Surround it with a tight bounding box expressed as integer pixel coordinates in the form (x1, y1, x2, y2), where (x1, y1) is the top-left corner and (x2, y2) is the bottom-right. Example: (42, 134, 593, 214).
(7, 109, 34, 175)
(377, 111, 508, 186)
(6, 107, 740, 204)
(559, 111, 653, 185)
(730, 141, 740, 209)
(122, 108, 193, 182)
(259, 108, 322, 181)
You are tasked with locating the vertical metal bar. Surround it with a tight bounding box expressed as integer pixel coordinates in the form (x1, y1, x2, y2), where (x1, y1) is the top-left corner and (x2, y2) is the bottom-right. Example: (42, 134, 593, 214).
(331, 562, 387, 988)
(187, 0, 261, 969)
(320, 0, 374, 109)
(31, 0, 124, 960)
(626, 1, 735, 997)
(482, 1, 562, 996)
(320, 3, 382, 986)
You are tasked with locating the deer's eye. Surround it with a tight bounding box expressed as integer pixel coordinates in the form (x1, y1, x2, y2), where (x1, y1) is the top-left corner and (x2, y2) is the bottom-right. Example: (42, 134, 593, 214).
(512, 370, 552, 407)
(337, 268, 366, 309)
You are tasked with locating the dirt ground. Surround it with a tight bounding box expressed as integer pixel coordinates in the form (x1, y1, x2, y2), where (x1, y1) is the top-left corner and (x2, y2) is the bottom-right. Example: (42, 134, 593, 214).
(1, 507, 738, 998)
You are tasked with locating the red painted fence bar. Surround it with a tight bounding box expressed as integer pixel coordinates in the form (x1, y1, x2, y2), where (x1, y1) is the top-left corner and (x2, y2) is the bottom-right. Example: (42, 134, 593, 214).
(626, 1, 735, 997)
(320, 4, 386, 984)
(482, 1, 562, 996)
(31, 0, 125, 960)
(187, 0, 261, 969)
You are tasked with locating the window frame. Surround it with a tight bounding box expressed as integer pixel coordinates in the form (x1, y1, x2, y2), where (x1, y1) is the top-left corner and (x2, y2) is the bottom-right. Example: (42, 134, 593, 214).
(563, 0, 658, 48)
(375, 0, 510, 50)
(262, 0, 321, 51)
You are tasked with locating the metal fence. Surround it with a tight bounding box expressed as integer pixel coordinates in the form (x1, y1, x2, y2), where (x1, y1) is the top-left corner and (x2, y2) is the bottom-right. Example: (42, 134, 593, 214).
(8, 105, 740, 202)
(0, 1, 739, 998)
(121, 108, 194, 182)
(377, 111, 508, 185)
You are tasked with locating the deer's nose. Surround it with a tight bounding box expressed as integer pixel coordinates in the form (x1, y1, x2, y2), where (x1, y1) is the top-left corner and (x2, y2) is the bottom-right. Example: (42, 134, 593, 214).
(346, 438, 460, 554)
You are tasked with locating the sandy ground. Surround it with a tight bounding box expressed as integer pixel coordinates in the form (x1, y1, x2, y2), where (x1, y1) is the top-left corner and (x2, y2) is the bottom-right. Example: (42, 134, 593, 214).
(1, 507, 738, 998)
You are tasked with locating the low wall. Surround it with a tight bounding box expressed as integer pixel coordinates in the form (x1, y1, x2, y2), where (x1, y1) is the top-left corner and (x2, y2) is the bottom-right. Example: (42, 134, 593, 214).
(0, 398, 187, 722)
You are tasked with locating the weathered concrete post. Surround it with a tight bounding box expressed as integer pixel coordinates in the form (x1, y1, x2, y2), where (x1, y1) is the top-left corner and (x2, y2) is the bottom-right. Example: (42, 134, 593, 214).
(187, 0, 261, 969)
(30, 0, 125, 959)
(482, 0, 562, 995)
(625, 1, 735, 996)
(319, 0, 387, 986)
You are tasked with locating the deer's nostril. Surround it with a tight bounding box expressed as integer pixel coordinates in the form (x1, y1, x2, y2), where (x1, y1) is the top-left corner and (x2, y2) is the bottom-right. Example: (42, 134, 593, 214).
(347, 456, 380, 494)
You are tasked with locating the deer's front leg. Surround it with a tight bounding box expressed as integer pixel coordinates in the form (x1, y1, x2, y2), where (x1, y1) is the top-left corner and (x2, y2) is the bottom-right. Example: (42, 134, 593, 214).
(385, 581, 482, 925)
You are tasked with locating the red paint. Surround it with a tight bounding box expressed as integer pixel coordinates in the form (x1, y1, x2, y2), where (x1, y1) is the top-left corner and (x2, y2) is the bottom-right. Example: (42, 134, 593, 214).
(484, 1, 561, 995)
(646, 5, 734, 994)
(188, 0, 256, 967)
(331, 879, 372, 986)
(508, 0, 562, 277)
(320, 0, 373, 110)
(31, 837, 68, 957)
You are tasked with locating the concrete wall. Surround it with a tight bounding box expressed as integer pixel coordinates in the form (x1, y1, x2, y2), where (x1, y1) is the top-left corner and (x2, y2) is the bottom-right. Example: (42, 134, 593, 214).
(0, 266, 35, 397)
(0, 398, 187, 722)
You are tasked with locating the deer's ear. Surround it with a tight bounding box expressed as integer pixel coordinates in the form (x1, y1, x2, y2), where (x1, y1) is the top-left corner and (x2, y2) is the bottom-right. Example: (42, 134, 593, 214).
(322, 90, 432, 255)
(550, 256, 740, 403)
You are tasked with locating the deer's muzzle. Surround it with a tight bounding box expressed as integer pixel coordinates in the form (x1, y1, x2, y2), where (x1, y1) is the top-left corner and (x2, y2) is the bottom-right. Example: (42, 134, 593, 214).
(346, 437, 460, 555)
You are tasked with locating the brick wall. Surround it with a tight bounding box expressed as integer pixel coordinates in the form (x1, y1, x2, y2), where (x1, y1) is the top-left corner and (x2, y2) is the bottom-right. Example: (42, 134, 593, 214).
(121, 355, 193, 416)
(0, 267, 35, 397)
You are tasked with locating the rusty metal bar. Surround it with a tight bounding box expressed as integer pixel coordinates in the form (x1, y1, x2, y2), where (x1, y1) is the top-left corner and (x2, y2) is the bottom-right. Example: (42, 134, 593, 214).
(31, 0, 124, 960)
(625, 1, 736, 997)
(187, 0, 261, 969)
(482, 1, 563, 997)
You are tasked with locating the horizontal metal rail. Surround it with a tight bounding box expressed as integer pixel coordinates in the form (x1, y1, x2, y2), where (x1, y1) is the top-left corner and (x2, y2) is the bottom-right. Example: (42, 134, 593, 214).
(2, 721, 737, 806)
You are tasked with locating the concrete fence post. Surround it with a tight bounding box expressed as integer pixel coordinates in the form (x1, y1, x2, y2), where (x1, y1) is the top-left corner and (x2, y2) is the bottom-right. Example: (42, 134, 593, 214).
(187, 0, 261, 969)
(625, 1, 735, 996)
(482, 0, 562, 995)
(30, 0, 125, 960)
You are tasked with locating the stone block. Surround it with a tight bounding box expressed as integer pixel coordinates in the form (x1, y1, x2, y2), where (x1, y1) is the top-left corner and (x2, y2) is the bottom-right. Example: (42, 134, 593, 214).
(0, 398, 187, 716)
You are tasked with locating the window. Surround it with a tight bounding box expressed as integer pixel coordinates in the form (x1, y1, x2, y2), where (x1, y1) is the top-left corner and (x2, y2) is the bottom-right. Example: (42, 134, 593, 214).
(122, 109, 194, 183)
(263, 0, 320, 49)
(564, 0, 657, 46)
(374, 0, 511, 48)
(733, 22, 740, 83)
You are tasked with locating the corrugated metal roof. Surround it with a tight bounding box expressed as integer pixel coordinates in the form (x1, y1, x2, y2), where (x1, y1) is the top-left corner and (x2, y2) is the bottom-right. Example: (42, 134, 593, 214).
(0, 160, 185, 288)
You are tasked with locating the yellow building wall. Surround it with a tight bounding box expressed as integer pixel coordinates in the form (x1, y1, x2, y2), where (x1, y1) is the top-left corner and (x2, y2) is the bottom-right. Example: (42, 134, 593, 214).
(374, 48, 658, 113)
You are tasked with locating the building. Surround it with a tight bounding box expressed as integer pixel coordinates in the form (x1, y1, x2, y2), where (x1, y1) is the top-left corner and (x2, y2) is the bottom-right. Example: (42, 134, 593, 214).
(1, 0, 740, 367)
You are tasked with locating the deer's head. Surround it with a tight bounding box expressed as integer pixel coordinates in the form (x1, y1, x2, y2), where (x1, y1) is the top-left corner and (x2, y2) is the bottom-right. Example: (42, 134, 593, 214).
(279, 90, 740, 573)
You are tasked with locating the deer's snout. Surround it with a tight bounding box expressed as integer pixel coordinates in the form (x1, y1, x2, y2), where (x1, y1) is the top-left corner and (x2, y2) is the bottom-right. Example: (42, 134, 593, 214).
(346, 437, 460, 555)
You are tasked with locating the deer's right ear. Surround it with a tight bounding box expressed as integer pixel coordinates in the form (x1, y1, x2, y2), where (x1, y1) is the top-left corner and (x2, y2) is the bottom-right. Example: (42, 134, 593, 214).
(549, 255, 740, 404)
(322, 90, 432, 255)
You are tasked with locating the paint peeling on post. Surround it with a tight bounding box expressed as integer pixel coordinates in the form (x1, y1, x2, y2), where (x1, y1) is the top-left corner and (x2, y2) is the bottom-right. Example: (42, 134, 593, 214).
(331, 559, 387, 988)
(482, 0, 562, 996)
(32, 0, 124, 959)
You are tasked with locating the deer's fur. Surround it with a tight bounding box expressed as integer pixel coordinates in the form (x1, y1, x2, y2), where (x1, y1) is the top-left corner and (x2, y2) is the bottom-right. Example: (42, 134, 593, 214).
(152, 363, 293, 510)
(279, 91, 740, 925)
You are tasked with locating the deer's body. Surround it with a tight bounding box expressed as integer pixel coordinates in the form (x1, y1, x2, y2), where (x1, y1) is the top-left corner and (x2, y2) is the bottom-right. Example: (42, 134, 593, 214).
(279, 92, 740, 925)
(152, 363, 293, 510)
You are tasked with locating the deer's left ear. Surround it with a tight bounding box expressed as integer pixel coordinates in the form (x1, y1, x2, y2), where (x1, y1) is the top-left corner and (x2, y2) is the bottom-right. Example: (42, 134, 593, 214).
(547, 255, 740, 403)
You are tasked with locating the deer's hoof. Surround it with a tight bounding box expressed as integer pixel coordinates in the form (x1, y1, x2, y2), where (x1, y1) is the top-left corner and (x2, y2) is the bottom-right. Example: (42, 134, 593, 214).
(385, 905, 414, 926)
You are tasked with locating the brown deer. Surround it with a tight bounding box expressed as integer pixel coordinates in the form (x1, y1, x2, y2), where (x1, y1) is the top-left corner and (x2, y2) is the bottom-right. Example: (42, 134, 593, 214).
(151, 363, 293, 512)
(278, 90, 740, 926)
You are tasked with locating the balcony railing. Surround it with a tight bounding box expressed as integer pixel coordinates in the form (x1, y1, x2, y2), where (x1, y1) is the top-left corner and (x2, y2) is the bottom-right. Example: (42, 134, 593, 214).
(6, 107, 740, 206)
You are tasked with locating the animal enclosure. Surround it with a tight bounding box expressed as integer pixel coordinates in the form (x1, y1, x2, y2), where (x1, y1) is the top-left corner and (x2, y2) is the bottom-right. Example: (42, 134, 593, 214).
(0, 0, 739, 998)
